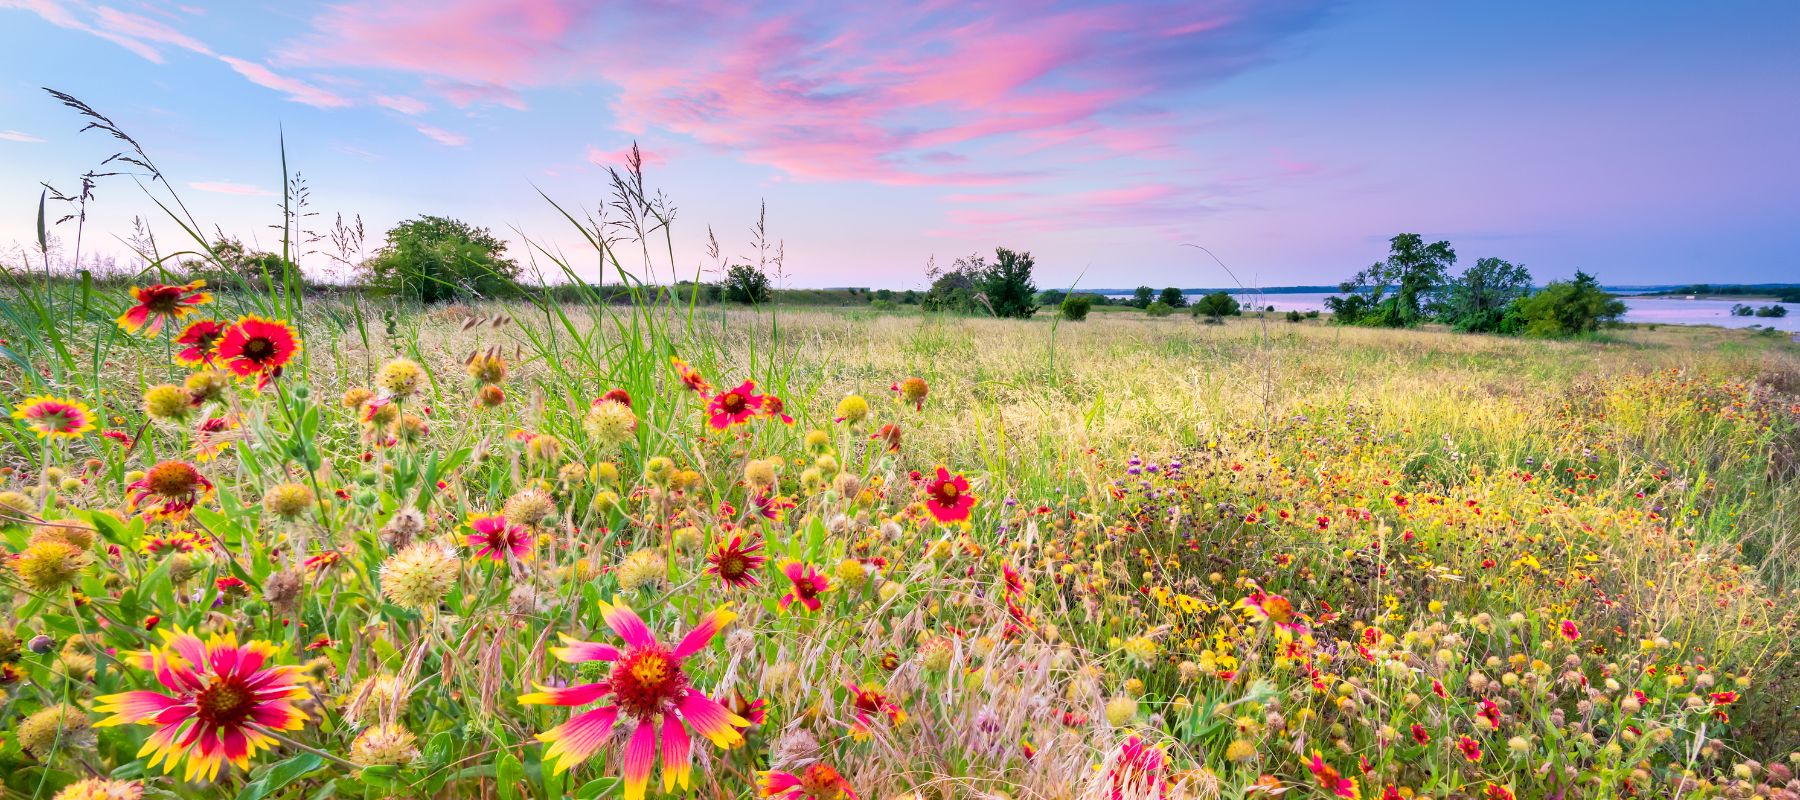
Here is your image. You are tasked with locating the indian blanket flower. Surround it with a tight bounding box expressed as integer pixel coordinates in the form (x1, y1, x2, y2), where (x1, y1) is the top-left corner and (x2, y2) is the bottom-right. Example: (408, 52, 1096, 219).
(117, 280, 212, 335)
(844, 681, 907, 736)
(214, 316, 301, 389)
(779, 561, 830, 612)
(1558, 619, 1580, 642)
(467, 513, 531, 562)
(1456, 735, 1483, 762)
(759, 764, 858, 800)
(1098, 735, 1171, 800)
(518, 598, 748, 800)
(671, 356, 713, 396)
(12, 395, 95, 440)
(871, 423, 902, 453)
(706, 380, 767, 430)
(706, 535, 767, 589)
(1308, 751, 1359, 799)
(51, 778, 144, 800)
(93, 629, 310, 781)
(891, 376, 928, 410)
(923, 466, 975, 525)
(173, 319, 225, 366)
(126, 460, 213, 519)
(1236, 591, 1308, 635)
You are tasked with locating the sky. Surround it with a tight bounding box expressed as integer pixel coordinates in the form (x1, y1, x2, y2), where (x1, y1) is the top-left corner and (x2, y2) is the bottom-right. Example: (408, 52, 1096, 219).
(1, 0, 1797, 290)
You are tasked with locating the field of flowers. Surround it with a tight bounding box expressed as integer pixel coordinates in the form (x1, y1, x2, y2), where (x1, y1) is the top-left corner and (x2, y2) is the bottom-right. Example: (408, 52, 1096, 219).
(2, 278, 1798, 800)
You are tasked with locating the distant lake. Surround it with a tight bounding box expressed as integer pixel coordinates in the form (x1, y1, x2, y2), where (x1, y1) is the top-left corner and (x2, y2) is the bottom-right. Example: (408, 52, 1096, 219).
(1108, 292, 1800, 332)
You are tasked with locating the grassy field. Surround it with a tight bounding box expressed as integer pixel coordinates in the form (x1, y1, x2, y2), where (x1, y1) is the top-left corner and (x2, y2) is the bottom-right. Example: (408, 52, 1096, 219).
(1, 280, 1798, 800)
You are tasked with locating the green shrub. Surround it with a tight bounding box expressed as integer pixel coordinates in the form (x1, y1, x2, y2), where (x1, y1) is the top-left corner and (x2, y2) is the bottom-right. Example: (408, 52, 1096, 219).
(1060, 294, 1092, 321)
(360, 216, 520, 304)
(1145, 301, 1173, 317)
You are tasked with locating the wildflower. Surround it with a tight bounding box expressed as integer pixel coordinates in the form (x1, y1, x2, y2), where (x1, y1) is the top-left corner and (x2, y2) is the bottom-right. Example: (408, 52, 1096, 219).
(1098, 735, 1170, 800)
(379, 541, 460, 611)
(1456, 735, 1483, 762)
(760, 395, 795, 425)
(262, 483, 315, 520)
(17, 703, 95, 758)
(707, 381, 766, 430)
(126, 460, 213, 519)
(1236, 591, 1308, 635)
(503, 488, 558, 530)
(919, 638, 954, 672)
(173, 319, 225, 366)
(923, 467, 975, 525)
(706, 535, 767, 589)
(376, 357, 426, 398)
(891, 376, 928, 410)
(342, 673, 408, 727)
(759, 764, 858, 800)
(834, 394, 869, 425)
(51, 778, 144, 800)
(779, 562, 830, 612)
(871, 423, 902, 452)
(351, 724, 421, 766)
(584, 400, 638, 448)
(117, 280, 211, 335)
(1308, 751, 1359, 799)
(671, 356, 712, 395)
(143, 384, 195, 421)
(1105, 695, 1138, 726)
(12, 395, 95, 440)
(184, 369, 230, 403)
(465, 351, 507, 384)
(744, 457, 779, 491)
(476, 384, 506, 407)
(1484, 785, 1516, 800)
(1410, 723, 1430, 744)
(467, 513, 531, 562)
(845, 682, 907, 732)
(527, 433, 563, 464)
(94, 629, 310, 781)
(600, 388, 632, 406)
(616, 548, 668, 592)
(214, 316, 301, 389)
(519, 598, 748, 799)
(1558, 620, 1580, 642)
(13, 538, 90, 591)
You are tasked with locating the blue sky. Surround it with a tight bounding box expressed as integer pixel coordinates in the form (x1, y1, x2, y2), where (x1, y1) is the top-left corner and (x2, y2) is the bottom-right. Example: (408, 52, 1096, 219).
(1, 0, 1796, 289)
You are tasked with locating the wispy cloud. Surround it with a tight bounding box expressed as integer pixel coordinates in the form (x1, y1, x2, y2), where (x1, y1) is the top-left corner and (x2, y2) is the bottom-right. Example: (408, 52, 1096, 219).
(0, 130, 46, 143)
(189, 180, 274, 196)
(585, 144, 666, 169)
(218, 56, 353, 108)
(414, 124, 468, 147)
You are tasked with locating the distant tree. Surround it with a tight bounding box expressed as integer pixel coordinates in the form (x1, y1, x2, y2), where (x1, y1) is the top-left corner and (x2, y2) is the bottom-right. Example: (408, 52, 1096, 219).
(1191, 291, 1242, 321)
(982, 247, 1038, 319)
(922, 254, 986, 313)
(874, 288, 895, 302)
(1158, 287, 1188, 308)
(360, 216, 519, 304)
(1145, 301, 1174, 317)
(901, 289, 920, 304)
(1060, 294, 1092, 321)
(724, 264, 772, 304)
(1130, 286, 1155, 309)
(1037, 288, 1068, 307)
(1512, 270, 1625, 337)
(1328, 233, 1456, 327)
(1286, 309, 1304, 323)
(1732, 303, 1755, 317)
(1443, 257, 1533, 333)
(1755, 305, 1789, 318)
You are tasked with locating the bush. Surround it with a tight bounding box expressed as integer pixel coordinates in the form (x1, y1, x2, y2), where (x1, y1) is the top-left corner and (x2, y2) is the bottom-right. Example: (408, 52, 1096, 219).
(1755, 304, 1789, 318)
(724, 264, 772, 304)
(1191, 291, 1241, 321)
(1158, 287, 1188, 308)
(1060, 294, 1092, 321)
(1286, 310, 1304, 323)
(360, 216, 520, 304)
(1513, 271, 1625, 337)
(871, 299, 897, 312)
(1145, 301, 1173, 317)
(1130, 286, 1155, 309)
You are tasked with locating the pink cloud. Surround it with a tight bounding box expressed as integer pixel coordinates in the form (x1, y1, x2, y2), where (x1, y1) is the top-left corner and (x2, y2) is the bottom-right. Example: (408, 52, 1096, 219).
(414, 124, 468, 146)
(219, 56, 353, 108)
(189, 180, 273, 196)
(0, 130, 46, 143)
(374, 94, 428, 114)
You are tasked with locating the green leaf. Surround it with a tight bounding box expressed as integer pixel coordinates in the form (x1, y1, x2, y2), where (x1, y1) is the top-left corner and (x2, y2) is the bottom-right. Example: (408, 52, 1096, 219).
(575, 778, 620, 799)
(237, 752, 324, 800)
(497, 753, 525, 800)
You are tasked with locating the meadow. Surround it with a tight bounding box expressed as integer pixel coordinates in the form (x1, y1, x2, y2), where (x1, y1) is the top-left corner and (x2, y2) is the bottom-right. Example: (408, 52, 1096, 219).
(2, 276, 1799, 800)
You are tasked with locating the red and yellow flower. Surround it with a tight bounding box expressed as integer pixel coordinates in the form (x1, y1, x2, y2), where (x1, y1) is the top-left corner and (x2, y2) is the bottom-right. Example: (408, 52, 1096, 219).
(94, 629, 310, 781)
(214, 316, 301, 389)
(519, 598, 747, 800)
(126, 460, 213, 519)
(117, 281, 212, 336)
(759, 764, 858, 800)
(11, 395, 95, 440)
(173, 319, 226, 367)
(778, 562, 829, 612)
(923, 466, 974, 525)
(706, 535, 767, 589)
(706, 380, 767, 430)
(1308, 751, 1359, 799)
(467, 513, 531, 562)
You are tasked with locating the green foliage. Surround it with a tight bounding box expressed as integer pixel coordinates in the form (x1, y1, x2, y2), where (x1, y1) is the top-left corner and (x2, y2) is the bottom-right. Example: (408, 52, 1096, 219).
(1060, 294, 1092, 321)
(1513, 271, 1626, 337)
(1442, 257, 1533, 333)
(1158, 287, 1188, 308)
(1130, 286, 1155, 309)
(1037, 288, 1067, 307)
(1286, 309, 1304, 323)
(723, 264, 772, 304)
(1191, 291, 1241, 320)
(1329, 233, 1457, 327)
(360, 216, 519, 304)
(982, 247, 1039, 319)
(1145, 301, 1173, 317)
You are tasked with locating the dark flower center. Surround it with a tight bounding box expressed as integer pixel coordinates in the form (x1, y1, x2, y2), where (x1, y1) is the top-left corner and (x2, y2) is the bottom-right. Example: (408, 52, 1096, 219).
(242, 337, 275, 361)
(145, 289, 183, 313)
(717, 553, 749, 579)
(195, 676, 255, 726)
(719, 393, 745, 414)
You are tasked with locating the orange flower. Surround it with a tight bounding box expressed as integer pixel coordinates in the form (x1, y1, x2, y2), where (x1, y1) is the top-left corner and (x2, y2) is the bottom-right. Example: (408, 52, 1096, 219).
(214, 316, 301, 389)
(173, 319, 225, 366)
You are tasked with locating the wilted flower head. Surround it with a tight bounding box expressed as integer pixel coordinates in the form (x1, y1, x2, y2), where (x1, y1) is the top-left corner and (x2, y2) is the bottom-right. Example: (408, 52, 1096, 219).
(380, 541, 460, 611)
